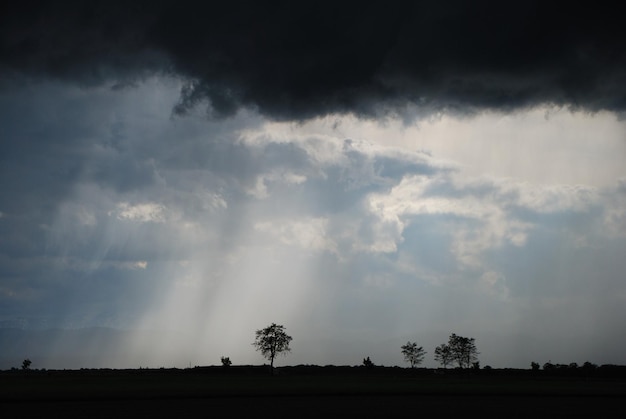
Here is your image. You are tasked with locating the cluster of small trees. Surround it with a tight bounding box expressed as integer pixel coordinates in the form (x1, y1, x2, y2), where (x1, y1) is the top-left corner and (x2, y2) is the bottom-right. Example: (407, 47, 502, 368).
(537, 361, 599, 371)
(402, 333, 479, 369)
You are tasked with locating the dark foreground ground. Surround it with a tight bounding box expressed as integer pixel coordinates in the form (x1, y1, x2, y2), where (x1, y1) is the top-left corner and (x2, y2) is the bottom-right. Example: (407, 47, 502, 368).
(2, 366, 625, 418)
(5, 394, 626, 418)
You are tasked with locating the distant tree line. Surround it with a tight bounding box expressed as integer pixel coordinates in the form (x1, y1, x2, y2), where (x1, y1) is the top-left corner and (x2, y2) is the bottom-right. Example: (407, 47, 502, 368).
(248, 328, 482, 371)
(14, 322, 618, 374)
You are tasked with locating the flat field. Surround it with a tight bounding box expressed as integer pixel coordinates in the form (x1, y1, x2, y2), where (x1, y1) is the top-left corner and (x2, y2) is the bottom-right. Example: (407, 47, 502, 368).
(2, 367, 625, 418)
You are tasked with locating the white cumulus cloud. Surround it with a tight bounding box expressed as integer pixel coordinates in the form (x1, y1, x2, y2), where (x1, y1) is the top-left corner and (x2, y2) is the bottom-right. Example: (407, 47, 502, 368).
(110, 202, 166, 223)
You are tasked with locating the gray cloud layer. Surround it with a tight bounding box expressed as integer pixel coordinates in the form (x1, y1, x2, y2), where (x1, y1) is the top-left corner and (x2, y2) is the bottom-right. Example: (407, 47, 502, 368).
(1, 2, 625, 368)
(2, 1, 625, 120)
(0, 78, 625, 367)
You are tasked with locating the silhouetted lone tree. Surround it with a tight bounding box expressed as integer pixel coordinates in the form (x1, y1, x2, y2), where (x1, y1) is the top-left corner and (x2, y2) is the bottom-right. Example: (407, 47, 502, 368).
(362, 356, 374, 368)
(221, 356, 232, 368)
(21, 359, 31, 370)
(438, 333, 479, 369)
(252, 323, 292, 372)
(401, 341, 426, 368)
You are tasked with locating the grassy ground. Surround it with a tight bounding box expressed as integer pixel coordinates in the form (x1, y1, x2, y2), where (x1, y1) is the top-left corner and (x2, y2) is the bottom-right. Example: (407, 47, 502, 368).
(0, 367, 626, 419)
(2, 366, 626, 400)
(2, 367, 625, 418)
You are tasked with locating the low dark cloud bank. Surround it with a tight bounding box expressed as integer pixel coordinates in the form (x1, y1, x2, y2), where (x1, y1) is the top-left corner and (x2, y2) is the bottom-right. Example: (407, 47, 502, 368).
(2, 1, 624, 119)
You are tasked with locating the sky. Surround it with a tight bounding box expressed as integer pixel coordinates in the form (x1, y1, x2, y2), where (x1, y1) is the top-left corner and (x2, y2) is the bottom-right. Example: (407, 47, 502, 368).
(1, 1, 625, 369)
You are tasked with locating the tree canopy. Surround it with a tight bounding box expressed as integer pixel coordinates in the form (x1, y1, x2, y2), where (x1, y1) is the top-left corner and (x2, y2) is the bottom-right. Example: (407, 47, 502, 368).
(434, 344, 454, 368)
(252, 323, 292, 370)
(401, 341, 426, 368)
(435, 334, 479, 369)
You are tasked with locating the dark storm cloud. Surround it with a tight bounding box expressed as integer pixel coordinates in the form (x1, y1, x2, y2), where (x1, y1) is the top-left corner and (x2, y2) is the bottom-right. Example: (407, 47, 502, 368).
(2, 1, 624, 120)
